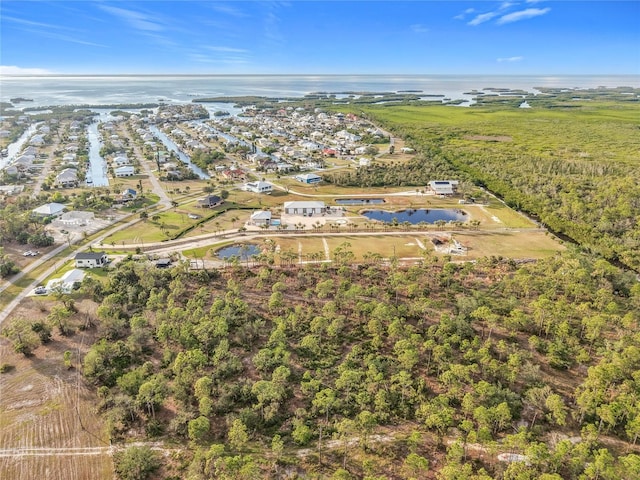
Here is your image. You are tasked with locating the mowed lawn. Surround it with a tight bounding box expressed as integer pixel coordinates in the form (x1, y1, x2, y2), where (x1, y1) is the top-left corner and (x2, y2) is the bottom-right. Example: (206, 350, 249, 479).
(453, 230, 564, 259)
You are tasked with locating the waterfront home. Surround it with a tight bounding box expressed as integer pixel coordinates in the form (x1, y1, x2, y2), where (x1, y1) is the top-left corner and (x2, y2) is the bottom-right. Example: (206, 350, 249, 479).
(29, 135, 45, 146)
(12, 155, 35, 171)
(221, 168, 246, 181)
(55, 168, 79, 188)
(3, 165, 19, 176)
(22, 146, 38, 156)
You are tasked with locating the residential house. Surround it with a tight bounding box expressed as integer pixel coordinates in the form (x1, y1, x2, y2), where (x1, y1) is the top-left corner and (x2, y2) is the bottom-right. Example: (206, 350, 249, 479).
(121, 188, 137, 200)
(3, 165, 19, 176)
(295, 173, 322, 184)
(12, 155, 34, 171)
(22, 146, 38, 156)
(243, 181, 273, 194)
(75, 251, 108, 268)
(322, 148, 337, 157)
(155, 258, 172, 268)
(32, 202, 65, 217)
(113, 155, 130, 166)
(58, 210, 95, 225)
(55, 168, 79, 188)
(197, 195, 223, 208)
(428, 180, 459, 196)
(283, 201, 326, 216)
(276, 162, 293, 172)
(221, 168, 246, 181)
(250, 210, 272, 226)
(29, 135, 45, 146)
(115, 165, 135, 177)
(46, 269, 85, 293)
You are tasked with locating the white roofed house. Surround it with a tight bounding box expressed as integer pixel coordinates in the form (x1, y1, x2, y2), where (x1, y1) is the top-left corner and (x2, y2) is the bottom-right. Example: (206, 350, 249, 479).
(283, 201, 326, 216)
(250, 210, 272, 226)
(295, 173, 322, 184)
(3, 165, 19, 176)
(46, 269, 85, 293)
(428, 180, 459, 196)
(113, 155, 130, 167)
(74, 251, 108, 268)
(12, 154, 35, 171)
(29, 134, 45, 146)
(243, 181, 273, 194)
(32, 202, 66, 217)
(55, 168, 79, 188)
(22, 146, 38, 156)
(115, 165, 135, 177)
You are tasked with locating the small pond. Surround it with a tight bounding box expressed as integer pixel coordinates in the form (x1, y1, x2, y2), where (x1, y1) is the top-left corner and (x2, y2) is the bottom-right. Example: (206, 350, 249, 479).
(362, 208, 467, 224)
(335, 198, 385, 205)
(216, 243, 261, 260)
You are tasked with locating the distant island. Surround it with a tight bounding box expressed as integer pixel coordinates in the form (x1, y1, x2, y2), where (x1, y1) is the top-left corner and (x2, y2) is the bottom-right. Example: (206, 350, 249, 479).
(10, 97, 34, 103)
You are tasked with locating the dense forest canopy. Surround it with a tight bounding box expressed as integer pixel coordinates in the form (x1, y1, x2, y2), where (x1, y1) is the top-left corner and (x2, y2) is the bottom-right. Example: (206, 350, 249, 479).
(325, 103, 640, 271)
(7, 245, 633, 479)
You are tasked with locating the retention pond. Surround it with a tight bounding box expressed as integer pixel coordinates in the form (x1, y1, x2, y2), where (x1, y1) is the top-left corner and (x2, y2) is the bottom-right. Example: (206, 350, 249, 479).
(362, 208, 467, 224)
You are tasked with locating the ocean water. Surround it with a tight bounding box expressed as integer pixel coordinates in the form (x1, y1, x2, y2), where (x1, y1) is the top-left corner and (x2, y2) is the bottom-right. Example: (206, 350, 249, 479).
(1, 75, 638, 108)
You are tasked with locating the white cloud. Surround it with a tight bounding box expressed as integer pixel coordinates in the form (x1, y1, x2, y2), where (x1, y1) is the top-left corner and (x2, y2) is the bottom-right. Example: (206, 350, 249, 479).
(411, 24, 429, 34)
(497, 56, 524, 62)
(209, 3, 248, 17)
(454, 8, 475, 20)
(99, 5, 164, 32)
(468, 12, 499, 26)
(497, 7, 551, 25)
(205, 46, 249, 53)
(0, 65, 54, 75)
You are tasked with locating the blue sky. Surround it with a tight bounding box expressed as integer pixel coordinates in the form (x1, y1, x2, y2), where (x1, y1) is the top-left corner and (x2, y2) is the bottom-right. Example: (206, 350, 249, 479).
(1, 1, 638, 75)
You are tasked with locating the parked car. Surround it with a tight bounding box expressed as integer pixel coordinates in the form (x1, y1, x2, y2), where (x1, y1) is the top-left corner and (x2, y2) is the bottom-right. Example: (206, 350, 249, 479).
(34, 286, 47, 295)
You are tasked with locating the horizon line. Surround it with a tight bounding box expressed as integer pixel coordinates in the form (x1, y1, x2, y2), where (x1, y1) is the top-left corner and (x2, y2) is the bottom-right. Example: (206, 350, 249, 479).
(2, 73, 640, 78)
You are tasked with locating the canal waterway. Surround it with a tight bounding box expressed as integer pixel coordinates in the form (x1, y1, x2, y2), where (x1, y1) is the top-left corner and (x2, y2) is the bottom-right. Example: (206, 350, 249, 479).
(86, 120, 109, 187)
(1, 123, 40, 170)
(149, 125, 209, 179)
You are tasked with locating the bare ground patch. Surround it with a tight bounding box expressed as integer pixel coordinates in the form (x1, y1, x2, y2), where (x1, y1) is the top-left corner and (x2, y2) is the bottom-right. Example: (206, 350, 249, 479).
(464, 135, 513, 142)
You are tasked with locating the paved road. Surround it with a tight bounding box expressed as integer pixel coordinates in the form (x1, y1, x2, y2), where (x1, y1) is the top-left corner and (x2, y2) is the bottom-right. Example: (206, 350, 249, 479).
(122, 125, 172, 208)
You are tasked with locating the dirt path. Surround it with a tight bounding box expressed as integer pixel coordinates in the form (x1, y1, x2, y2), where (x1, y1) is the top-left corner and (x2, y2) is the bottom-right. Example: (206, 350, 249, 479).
(322, 238, 330, 260)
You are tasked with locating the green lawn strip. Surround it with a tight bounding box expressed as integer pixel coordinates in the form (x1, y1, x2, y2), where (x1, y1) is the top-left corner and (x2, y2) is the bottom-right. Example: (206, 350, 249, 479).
(323, 235, 424, 261)
(483, 203, 537, 228)
(271, 236, 327, 261)
(453, 231, 564, 259)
